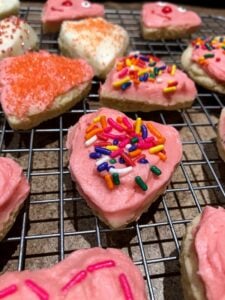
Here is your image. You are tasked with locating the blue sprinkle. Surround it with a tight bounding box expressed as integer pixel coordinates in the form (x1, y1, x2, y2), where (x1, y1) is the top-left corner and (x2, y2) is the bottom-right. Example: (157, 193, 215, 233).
(139, 73, 149, 82)
(139, 55, 149, 62)
(119, 157, 125, 164)
(121, 82, 132, 91)
(113, 139, 119, 145)
(95, 146, 111, 156)
(107, 165, 115, 171)
(141, 125, 148, 139)
(128, 144, 137, 152)
(138, 158, 149, 164)
(89, 152, 102, 159)
(97, 162, 109, 172)
(158, 65, 167, 71)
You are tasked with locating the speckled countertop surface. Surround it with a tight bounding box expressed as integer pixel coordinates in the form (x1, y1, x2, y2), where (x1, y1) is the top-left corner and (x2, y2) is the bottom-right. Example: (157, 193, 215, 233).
(0, 2, 225, 300)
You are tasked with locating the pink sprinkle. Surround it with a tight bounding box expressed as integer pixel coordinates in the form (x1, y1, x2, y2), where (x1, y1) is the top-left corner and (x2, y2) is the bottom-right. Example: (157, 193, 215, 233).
(110, 149, 123, 158)
(104, 133, 127, 141)
(0, 285, 18, 298)
(118, 138, 130, 148)
(108, 118, 124, 132)
(138, 140, 155, 149)
(103, 126, 113, 133)
(122, 117, 133, 130)
(118, 67, 129, 78)
(87, 260, 116, 272)
(145, 137, 156, 145)
(61, 270, 87, 293)
(119, 273, 134, 300)
(25, 280, 49, 300)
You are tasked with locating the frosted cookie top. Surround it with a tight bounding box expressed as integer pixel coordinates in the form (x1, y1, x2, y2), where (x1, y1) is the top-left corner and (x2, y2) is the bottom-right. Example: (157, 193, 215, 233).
(42, 0, 104, 23)
(194, 206, 225, 300)
(191, 36, 225, 83)
(0, 51, 93, 119)
(141, 2, 201, 29)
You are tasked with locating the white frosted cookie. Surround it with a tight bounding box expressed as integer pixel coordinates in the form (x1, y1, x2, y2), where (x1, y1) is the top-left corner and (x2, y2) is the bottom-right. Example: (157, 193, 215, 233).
(180, 206, 225, 300)
(58, 17, 129, 78)
(0, 0, 20, 20)
(0, 16, 39, 60)
(141, 2, 201, 40)
(181, 36, 225, 94)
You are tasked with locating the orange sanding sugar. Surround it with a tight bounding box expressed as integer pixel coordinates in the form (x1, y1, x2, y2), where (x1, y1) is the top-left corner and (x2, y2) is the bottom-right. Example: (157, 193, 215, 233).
(67, 18, 114, 35)
(0, 52, 93, 118)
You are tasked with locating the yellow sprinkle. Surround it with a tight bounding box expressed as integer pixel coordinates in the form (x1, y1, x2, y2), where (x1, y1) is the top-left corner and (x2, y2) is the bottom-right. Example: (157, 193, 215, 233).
(163, 86, 177, 93)
(126, 58, 132, 66)
(138, 67, 151, 76)
(171, 64, 176, 76)
(93, 116, 101, 123)
(135, 117, 142, 134)
(105, 145, 119, 150)
(113, 76, 130, 88)
(149, 145, 164, 154)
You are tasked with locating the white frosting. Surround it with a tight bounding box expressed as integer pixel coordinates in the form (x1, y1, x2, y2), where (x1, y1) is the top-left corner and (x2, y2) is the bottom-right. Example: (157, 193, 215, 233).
(0, 0, 20, 19)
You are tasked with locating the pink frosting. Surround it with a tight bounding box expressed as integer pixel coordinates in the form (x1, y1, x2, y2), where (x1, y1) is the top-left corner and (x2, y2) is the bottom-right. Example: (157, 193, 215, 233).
(42, 0, 104, 23)
(0, 157, 30, 232)
(100, 57, 197, 108)
(192, 47, 225, 83)
(0, 247, 147, 299)
(66, 107, 182, 228)
(141, 2, 201, 29)
(194, 206, 225, 300)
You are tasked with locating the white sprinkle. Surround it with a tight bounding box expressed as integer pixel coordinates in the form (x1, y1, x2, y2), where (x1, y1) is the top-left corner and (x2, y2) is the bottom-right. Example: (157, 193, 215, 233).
(157, 2, 167, 6)
(125, 143, 132, 150)
(96, 156, 110, 166)
(85, 135, 97, 147)
(177, 6, 186, 12)
(109, 166, 133, 176)
(156, 78, 163, 83)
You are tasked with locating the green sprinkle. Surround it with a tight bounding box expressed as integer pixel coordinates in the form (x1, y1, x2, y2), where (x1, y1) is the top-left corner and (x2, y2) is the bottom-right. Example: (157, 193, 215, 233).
(149, 62, 156, 67)
(154, 67, 159, 76)
(205, 43, 213, 50)
(204, 53, 215, 59)
(110, 159, 117, 164)
(150, 165, 161, 176)
(135, 176, 148, 191)
(149, 73, 155, 79)
(112, 173, 120, 185)
(131, 137, 139, 144)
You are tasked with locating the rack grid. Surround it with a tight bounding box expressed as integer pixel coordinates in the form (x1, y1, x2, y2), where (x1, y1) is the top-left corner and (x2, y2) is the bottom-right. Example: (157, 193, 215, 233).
(0, 5, 225, 300)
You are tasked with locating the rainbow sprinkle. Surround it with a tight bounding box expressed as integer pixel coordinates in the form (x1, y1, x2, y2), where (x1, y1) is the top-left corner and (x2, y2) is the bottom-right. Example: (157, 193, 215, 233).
(85, 114, 165, 191)
(112, 54, 178, 94)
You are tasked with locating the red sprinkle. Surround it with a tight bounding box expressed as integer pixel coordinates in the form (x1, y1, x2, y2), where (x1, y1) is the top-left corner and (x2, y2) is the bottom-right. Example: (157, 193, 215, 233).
(62, 0, 73, 6)
(162, 6, 172, 13)
(0, 285, 18, 298)
(25, 280, 49, 300)
(61, 270, 87, 293)
(119, 273, 134, 300)
(87, 260, 116, 272)
(121, 152, 135, 167)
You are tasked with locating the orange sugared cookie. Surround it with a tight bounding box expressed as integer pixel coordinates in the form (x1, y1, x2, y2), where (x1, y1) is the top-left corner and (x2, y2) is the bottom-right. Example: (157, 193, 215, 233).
(0, 51, 94, 129)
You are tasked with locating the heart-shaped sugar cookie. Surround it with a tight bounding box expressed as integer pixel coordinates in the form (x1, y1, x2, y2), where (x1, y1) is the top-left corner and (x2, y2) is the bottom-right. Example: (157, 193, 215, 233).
(67, 107, 182, 228)
(0, 51, 93, 130)
(0, 248, 147, 299)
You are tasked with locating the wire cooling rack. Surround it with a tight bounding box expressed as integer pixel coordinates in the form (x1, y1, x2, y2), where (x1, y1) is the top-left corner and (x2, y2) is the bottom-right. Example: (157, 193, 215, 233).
(0, 4, 225, 300)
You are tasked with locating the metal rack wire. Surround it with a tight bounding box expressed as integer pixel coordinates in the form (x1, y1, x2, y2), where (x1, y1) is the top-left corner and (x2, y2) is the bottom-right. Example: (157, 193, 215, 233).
(0, 5, 225, 300)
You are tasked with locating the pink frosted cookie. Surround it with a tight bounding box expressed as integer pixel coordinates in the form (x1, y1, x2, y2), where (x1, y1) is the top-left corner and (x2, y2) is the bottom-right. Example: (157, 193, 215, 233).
(141, 2, 201, 40)
(66, 107, 182, 229)
(217, 108, 225, 162)
(42, 0, 104, 33)
(0, 157, 30, 241)
(100, 53, 197, 112)
(180, 206, 225, 300)
(182, 36, 225, 94)
(0, 247, 147, 299)
(58, 17, 129, 79)
(0, 51, 94, 130)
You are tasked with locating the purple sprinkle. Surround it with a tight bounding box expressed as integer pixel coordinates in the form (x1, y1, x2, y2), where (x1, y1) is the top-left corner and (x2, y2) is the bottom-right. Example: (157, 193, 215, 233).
(128, 145, 137, 152)
(89, 152, 102, 159)
(97, 162, 108, 172)
(138, 158, 149, 164)
(119, 157, 125, 164)
(113, 139, 119, 145)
